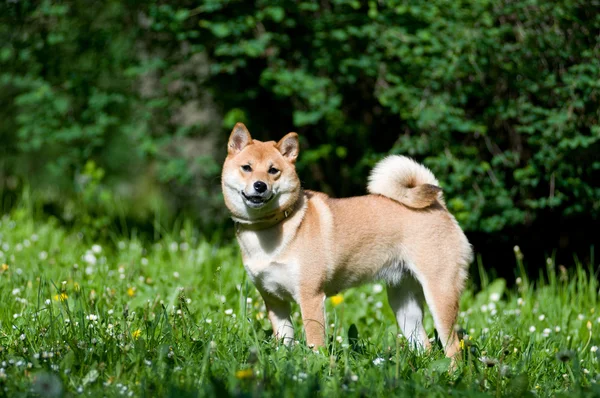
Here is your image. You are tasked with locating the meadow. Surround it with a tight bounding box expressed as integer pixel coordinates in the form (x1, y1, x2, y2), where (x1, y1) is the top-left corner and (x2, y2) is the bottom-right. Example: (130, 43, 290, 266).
(0, 205, 599, 397)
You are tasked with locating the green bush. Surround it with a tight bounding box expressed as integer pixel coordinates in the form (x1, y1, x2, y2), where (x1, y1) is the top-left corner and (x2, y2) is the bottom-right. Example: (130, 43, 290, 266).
(0, 1, 225, 234)
(193, 0, 600, 234)
(1, 0, 598, 241)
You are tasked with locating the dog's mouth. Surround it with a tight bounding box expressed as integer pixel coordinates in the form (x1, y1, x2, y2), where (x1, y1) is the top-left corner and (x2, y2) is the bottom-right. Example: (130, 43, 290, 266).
(241, 191, 273, 208)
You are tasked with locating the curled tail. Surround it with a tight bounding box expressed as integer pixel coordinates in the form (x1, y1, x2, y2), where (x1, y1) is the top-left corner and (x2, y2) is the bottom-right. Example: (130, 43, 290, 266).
(367, 155, 444, 209)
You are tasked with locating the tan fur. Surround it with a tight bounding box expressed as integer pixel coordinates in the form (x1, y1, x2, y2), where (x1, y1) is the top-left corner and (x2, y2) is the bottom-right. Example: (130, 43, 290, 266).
(221, 123, 472, 362)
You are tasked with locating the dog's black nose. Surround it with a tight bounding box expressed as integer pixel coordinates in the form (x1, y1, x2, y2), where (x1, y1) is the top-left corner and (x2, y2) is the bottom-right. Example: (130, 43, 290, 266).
(253, 181, 267, 193)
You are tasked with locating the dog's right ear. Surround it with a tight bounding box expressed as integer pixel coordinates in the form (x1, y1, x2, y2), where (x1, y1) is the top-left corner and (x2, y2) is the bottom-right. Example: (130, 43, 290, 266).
(228, 123, 252, 155)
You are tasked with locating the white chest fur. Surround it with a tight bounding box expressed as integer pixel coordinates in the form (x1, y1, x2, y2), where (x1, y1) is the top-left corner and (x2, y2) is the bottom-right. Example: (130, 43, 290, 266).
(236, 226, 300, 302)
(244, 259, 299, 302)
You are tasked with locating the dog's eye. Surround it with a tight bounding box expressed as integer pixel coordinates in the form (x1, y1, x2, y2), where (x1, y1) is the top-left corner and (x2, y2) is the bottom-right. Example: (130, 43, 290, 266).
(241, 165, 252, 172)
(268, 167, 279, 175)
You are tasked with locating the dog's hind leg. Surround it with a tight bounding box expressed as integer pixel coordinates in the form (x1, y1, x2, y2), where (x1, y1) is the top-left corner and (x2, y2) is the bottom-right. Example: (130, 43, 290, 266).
(386, 273, 431, 350)
(417, 269, 463, 359)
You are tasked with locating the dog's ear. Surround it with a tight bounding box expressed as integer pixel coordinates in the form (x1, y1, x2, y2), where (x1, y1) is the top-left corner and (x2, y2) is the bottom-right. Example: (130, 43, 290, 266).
(228, 123, 252, 155)
(276, 132, 299, 163)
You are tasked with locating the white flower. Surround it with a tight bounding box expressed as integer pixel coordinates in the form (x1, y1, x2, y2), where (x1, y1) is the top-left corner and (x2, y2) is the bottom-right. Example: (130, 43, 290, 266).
(11, 288, 20, 296)
(224, 309, 233, 315)
(45, 299, 51, 305)
(92, 244, 102, 254)
(578, 314, 584, 321)
(542, 328, 551, 337)
(39, 251, 48, 260)
(83, 251, 97, 265)
(350, 374, 358, 382)
(246, 298, 252, 304)
(205, 319, 212, 324)
(480, 304, 488, 312)
(375, 301, 383, 309)
(19, 334, 26, 341)
(555, 326, 561, 332)
(336, 336, 343, 343)
(372, 284, 383, 294)
(538, 314, 545, 321)
(173, 272, 180, 279)
(169, 242, 178, 252)
(490, 293, 500, 302)
(141, 257, 148, 266)
(517, 298, 524, 306)
(373, 357, 385, 366)
(591, 346, 598, 353)
(529, 326, 536, 333)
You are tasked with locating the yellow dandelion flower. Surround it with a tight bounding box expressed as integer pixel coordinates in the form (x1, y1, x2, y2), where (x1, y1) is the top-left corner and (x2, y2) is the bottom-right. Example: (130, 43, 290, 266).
(459, 339, 465, 350)
(330, 295, 344, 306)
(132, 329, 142, 340)
(1, 264, 8, 272)
(235, 369, 253, 379)
(53, 293, 68, 301)
(127, 287, 135, 297)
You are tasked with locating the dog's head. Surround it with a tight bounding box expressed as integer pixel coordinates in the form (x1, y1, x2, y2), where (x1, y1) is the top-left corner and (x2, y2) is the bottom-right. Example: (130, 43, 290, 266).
(221, 123, 301, 221)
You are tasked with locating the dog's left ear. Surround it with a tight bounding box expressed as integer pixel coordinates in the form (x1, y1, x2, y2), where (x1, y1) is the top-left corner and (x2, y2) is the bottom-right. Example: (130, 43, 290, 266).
(276, 133, 299, 163)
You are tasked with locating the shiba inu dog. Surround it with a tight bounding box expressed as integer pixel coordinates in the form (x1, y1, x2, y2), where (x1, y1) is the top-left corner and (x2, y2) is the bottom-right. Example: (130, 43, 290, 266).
(221, 123, 472, 360)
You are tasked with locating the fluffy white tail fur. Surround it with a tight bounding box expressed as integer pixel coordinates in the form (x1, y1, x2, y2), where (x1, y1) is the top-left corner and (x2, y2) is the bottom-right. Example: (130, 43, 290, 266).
(367, 155, 444, 208)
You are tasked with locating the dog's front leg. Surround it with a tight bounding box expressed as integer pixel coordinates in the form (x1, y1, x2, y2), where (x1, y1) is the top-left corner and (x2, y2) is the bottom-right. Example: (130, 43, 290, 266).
(261, 293, 294, 344)
(299, 293, 326, 349)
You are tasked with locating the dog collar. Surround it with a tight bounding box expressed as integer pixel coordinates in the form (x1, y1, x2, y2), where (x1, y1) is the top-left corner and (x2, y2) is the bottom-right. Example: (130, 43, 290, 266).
(233, 208, 292, 231)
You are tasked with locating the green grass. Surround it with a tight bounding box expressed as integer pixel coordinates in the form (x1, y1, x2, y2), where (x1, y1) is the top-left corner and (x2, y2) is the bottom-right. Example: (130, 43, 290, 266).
(0, 206, 599, 397)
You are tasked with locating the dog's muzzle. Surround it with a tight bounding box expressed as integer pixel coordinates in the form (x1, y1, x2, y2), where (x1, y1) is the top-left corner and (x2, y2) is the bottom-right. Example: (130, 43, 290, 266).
(241, 191, 273, 208)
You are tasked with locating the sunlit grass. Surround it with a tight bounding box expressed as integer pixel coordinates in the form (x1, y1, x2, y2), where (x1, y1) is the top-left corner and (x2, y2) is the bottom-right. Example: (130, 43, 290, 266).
(0, 207, 598, 397)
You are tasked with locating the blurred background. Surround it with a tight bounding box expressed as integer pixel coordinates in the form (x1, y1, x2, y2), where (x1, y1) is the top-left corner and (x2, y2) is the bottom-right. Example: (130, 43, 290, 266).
(1, 0, 598, 277)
